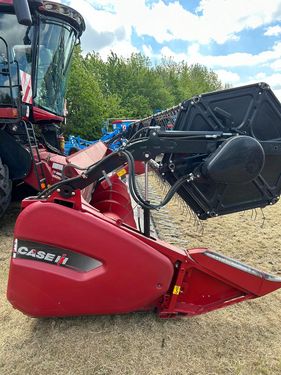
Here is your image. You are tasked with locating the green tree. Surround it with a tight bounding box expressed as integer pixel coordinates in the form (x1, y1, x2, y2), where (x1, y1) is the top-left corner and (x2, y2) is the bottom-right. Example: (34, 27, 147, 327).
(66, 48, 223, 139)
(66, 47, 105, 139)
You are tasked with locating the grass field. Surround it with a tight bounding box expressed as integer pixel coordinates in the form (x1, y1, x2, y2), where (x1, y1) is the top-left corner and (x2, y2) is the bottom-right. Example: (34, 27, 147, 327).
(1, 180, 281, 375)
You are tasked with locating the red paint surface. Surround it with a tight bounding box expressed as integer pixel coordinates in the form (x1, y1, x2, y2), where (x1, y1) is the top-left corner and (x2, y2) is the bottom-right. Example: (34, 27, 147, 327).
(8, 202, 173, 317)
(0, 107, 19, 118)
(32, 107, 64, 124)
(0, 0, 13, 5)
(7, 192, 281, 318)
(7, 133, 281, 318)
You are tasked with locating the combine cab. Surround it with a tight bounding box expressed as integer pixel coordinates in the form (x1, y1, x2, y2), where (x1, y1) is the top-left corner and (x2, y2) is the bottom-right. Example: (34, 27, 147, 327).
(0, 0, 85, 217)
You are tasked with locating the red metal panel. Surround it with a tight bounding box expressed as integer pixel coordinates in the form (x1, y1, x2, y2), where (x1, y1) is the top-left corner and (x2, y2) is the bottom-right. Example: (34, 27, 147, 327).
(32, 106, 64, 124)
(8, 202, 173, 317)
(66, 141, 107, 170)
(158, 249, 281, 317)
(0, 0, 13, 5)
(23, 142, 108, 195)
(0, 107, 19, 118)
(23, 149, 64, 190)
(7, 195, 281, 318)
(91, 177, 136, 228)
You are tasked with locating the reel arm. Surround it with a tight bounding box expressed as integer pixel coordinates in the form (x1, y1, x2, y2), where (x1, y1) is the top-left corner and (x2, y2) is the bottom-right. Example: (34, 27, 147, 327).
(39, 129, 234, 202)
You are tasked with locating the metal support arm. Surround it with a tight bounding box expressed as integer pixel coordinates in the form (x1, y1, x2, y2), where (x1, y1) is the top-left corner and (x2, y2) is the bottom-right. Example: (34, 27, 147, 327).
(49, 129, 234, 197)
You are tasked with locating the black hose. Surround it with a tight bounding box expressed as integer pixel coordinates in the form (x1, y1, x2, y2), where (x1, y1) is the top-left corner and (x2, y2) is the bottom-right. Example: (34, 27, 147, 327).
(122, 149, 192, 210)
(37, 147, 192, 211)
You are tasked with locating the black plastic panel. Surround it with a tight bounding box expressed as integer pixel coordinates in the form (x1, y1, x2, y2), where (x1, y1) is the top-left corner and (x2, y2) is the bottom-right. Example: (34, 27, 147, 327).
(162, 83, 281, 219)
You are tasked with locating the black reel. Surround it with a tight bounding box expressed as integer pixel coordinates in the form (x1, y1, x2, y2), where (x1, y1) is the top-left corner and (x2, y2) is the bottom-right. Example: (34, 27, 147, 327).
(161, 83, 281, 219)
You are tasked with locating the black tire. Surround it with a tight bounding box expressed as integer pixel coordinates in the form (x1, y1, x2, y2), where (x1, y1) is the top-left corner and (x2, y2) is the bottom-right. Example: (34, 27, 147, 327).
(0, 157, 12, 218)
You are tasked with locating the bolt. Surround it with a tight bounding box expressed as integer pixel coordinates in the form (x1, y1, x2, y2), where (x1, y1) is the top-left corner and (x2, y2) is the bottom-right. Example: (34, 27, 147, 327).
(144, 153, 150, 158)
(57, 189, 61, 192)
(72, 192, 75, 196)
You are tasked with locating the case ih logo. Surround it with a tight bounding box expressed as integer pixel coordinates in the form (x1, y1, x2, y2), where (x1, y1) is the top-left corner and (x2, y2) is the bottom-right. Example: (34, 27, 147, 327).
(12, 239, 103, 272)
(13, 239, 69, 266)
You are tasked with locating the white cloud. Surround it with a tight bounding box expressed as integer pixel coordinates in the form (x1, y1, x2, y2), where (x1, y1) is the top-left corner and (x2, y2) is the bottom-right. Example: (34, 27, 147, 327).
(66, 0, 133, 56)
(272, 89, 281, 101)
(214, 69, 240, 83)
(116, 0, 281, 45)
(264, 25, 281, 36)
(254, 73, 281, 90)
(97, 41, 138, 60)
(64, 0, 281, 55)
(160, 46, 188, 62)
(242, 72, 281, 94)
(159, 42, 281, 70)
(270, 59, 281, 71)
(255, 72, 267, 80)
(142, 44, 153, 58)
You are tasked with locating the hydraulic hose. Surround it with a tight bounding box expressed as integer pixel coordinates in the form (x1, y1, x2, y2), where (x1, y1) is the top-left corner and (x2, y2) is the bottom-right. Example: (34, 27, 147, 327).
(121, 149, 193, 210)
(37, 147, 193, 212)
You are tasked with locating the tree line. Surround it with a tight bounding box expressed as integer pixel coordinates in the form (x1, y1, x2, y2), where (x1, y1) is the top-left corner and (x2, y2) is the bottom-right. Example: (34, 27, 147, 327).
(66, 47, 223, 139)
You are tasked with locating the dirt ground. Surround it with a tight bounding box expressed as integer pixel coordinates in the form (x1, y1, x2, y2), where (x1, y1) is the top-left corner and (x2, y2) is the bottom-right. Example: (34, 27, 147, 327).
(1, 177, 281, 375)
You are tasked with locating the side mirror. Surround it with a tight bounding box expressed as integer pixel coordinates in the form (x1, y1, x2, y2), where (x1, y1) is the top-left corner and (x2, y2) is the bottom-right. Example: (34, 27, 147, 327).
(13, 0, 32, 26)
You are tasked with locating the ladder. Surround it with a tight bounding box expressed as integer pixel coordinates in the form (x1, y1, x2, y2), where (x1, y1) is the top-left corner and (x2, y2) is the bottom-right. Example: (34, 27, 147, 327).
(24, 121, 47, 191)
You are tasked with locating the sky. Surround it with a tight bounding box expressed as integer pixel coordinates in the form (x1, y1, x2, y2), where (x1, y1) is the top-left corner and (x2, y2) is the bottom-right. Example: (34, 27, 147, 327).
(62, 0, 281, 99)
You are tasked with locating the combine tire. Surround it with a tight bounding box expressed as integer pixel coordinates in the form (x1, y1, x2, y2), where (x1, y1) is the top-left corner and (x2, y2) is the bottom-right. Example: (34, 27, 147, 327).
(0, 157, 12, 218)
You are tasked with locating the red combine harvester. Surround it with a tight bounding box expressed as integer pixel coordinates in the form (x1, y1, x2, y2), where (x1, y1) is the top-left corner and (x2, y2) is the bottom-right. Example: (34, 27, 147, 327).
(0, 0, 87, 217)
(5, 1, 281, 318)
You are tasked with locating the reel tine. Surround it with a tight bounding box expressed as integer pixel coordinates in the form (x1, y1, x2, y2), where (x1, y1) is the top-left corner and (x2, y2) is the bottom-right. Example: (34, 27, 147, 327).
(260, 208, 266, 228)
(181, 201, 188, 216)
(250, 209, 254, 220)
(193, 213, 203, 236)
(198, 220, 205, 237)
(188, 207, 193, 222)
(254, 208, 258, 221)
